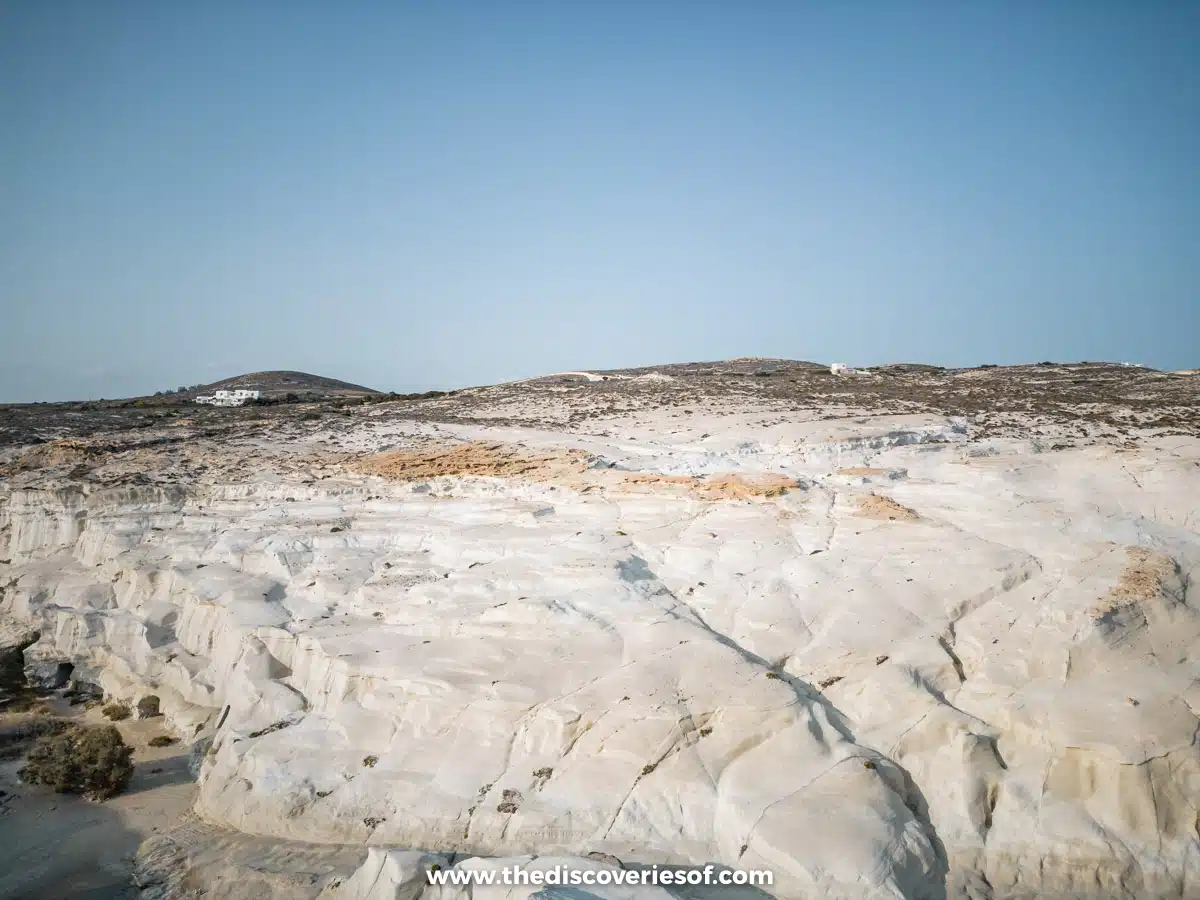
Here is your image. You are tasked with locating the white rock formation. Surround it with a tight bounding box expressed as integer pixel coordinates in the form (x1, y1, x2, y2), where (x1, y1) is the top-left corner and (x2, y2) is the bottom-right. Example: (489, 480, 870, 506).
(320, 849, 451, 900)
(3, 406, 1199, 900)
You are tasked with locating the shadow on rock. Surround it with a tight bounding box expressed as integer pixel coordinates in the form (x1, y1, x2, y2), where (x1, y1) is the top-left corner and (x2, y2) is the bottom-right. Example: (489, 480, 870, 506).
(0, 764, 147, 899)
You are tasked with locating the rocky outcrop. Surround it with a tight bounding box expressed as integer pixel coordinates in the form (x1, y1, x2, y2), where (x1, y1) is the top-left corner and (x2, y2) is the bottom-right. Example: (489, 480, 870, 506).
(4, 416, 1200, 899)
(320, 849, 451, 900)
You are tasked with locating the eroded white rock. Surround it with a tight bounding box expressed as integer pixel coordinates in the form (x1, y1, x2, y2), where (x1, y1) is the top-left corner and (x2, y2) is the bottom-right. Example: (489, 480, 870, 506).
(3, 413, 1199, 900)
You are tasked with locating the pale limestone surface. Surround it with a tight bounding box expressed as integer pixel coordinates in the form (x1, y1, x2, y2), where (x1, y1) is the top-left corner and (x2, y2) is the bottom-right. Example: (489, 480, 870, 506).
(2, 401, 1199, 900)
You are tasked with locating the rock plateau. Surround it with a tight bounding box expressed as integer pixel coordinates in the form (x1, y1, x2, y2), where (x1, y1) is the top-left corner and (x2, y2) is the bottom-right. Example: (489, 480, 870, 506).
(1, 360, 1198, 899)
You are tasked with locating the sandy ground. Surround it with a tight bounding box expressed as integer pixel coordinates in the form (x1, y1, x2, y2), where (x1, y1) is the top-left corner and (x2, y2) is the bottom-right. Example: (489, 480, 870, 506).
(0, 706, 196, 900)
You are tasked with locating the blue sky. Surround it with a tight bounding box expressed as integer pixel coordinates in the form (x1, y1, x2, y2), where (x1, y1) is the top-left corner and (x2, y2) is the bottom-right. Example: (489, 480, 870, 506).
(2, 1, 1197, 401)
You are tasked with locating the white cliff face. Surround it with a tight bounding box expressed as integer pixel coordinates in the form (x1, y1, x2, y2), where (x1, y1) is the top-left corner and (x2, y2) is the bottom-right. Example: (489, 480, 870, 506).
(2, 406, 1199, 900)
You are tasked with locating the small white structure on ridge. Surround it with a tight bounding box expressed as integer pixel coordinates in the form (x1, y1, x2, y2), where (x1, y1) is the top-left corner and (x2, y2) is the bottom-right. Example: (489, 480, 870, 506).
(831, 363, 872, 377)
(195, 389, 261, 407)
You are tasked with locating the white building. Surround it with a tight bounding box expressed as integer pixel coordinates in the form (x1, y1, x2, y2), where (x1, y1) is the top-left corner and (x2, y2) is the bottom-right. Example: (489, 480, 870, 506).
(831, 363, 872, 377)
(195, 389, 261, 407)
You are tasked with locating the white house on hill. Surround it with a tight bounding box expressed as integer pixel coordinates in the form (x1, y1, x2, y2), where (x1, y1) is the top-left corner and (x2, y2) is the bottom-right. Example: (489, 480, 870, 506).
(831, 363, 872, 377)
(195, 389, 261, 407)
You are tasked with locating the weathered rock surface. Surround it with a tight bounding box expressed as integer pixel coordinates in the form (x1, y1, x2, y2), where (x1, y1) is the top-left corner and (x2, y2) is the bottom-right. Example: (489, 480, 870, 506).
(319, 848, 451, 900)
(3, 363, 1199, 899)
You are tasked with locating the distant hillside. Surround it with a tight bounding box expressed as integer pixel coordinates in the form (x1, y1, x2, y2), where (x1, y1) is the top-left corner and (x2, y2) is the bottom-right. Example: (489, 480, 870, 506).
(176, 371, 379, 399)
(601, 358, 829, 378)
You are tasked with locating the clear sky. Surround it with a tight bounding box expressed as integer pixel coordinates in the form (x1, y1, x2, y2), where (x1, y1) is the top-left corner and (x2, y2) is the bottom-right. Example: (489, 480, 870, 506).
(2, 1, 1197, 401)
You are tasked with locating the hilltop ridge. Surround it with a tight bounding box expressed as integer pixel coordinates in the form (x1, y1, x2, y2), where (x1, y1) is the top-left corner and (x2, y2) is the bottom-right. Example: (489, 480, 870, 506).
(184, 370, 379, 398)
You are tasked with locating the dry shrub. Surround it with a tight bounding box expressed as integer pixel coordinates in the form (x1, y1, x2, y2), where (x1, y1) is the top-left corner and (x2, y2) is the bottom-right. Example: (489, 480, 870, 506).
(0, 714, 71, 760)
(20, 724, 135, 800)
(102, 702, 131, 721)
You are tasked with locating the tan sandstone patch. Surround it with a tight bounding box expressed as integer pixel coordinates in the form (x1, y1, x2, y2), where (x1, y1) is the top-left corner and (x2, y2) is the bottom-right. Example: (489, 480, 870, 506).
(837, 467, 893, 477)
(13, 440, 103, 471)
(350, 442, 593, 483)
(353, 442, 797, 500)
(622, 472, 797, 500)
(1090, 546, 1178, 622)
(855, 493, 920, 522)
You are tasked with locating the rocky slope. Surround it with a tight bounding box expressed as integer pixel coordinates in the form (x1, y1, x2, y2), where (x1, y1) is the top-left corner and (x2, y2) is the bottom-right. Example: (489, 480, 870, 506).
(1, 361, 1198, 899)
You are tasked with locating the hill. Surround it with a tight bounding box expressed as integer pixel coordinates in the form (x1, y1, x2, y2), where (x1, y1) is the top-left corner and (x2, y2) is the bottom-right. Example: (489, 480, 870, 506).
(180, 371, 379, 399)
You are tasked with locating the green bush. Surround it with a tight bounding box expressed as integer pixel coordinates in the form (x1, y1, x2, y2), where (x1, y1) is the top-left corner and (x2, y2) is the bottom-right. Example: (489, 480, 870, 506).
(20, 724, 135, 801)
(147, 734, 176, 747)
